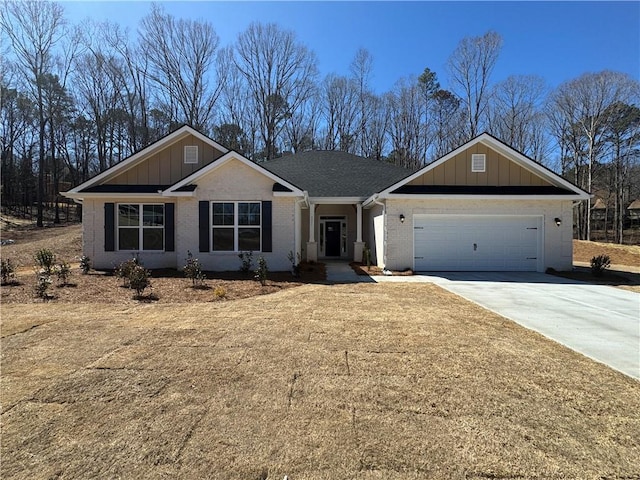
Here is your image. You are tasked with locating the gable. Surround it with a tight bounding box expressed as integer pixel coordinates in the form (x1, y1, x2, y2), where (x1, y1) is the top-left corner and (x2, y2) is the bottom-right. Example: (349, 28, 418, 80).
(408, 143, 552, 188)
(365, 133, 591, 203)
(106, 133, 225, 186)
(165, 150, 304, 198)
(194, 156, 280, 199)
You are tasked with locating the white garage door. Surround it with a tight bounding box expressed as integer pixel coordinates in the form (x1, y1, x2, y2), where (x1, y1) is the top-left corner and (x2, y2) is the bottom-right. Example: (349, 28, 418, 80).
(414, 215, 542, 271)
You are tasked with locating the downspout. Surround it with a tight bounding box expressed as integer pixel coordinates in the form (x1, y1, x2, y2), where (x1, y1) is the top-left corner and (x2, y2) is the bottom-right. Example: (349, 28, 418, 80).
(370, 194, 386, 268)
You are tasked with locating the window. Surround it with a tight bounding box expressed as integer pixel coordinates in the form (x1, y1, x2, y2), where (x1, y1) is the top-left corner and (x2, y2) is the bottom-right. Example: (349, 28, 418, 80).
(212, 202, 261, 251)
(471, 153, 486, 172)
(117, 204, 164, 250)
(184, 145, 198, 164)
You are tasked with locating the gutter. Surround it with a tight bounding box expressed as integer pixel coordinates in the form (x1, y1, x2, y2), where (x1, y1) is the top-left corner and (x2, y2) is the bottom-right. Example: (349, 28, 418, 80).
(370, 193, 386, 269)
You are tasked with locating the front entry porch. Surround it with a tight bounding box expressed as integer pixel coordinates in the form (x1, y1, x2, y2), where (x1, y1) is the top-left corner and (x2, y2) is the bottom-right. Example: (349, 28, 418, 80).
(301, 200, 366, 263)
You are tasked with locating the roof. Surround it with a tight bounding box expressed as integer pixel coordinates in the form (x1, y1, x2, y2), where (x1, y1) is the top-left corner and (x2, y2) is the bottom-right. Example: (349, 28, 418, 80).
(263, 151, 412, 198)
(628, 199, 640, 210)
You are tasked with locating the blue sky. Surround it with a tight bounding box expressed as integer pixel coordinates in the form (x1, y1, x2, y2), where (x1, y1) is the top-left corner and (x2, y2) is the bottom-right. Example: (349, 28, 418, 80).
(62, 1, 640, 94)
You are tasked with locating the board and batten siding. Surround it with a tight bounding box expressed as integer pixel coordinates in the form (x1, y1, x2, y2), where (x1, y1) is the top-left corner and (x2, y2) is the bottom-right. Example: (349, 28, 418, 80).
(106, 134, 225, 186)
(408, 144, 553, 187)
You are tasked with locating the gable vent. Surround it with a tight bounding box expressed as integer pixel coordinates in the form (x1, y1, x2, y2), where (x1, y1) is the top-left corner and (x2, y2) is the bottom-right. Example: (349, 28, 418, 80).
(471, 153, 486, 173)
(184, 145, 198, 164)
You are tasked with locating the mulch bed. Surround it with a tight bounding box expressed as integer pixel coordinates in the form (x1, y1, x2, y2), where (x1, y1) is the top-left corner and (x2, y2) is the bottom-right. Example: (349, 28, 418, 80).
(349, 262, 414, 276)
(1, 262, 326, 304)
(547, 265, 638, 286)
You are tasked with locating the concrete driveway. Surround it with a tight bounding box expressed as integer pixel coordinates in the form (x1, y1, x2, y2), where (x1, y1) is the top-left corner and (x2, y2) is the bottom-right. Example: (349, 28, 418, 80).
(375, 272, 640, 379)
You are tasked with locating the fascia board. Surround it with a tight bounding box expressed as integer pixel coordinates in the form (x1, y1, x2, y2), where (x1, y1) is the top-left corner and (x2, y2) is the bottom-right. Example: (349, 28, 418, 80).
(307, 197, 367, 204)
(384, 193, 590, 201)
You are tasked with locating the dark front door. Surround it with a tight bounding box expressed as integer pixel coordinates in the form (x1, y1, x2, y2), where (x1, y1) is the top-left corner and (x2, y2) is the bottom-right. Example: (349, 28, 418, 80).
(325, 221, 341, 256)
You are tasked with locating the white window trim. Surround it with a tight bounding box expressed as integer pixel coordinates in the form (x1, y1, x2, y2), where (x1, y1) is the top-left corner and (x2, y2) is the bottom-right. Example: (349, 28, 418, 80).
(471, 153, 486, 173)
(117, 203, 165, 251)
(184, 145, 198, 164)
(211, 201, 262, 252)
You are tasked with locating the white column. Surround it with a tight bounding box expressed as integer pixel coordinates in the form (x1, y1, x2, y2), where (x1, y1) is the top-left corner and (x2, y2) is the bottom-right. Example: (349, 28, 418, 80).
(354, 202, 365, 262)
(308, 202, 315, 242)
(306, 202, 318, 262)
(356, 203, 363, 242)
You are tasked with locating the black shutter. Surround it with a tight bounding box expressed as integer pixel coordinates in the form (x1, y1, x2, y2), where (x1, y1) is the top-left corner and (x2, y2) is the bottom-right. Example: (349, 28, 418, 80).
(164, 203, 175, 252)
(104, 203, 115, 251)
(199, 201, 209, 252)
(262, 201, 272, 252)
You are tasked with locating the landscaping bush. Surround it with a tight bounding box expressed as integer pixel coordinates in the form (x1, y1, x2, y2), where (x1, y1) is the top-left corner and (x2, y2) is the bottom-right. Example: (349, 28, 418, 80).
(363, 245, 372, 270)
(55, 261, 71, 285)
(128, 264, 152, 298)
(254, 256, 268, 286)
(115, 257, 140, 287)
(238, 251, 253, 275)
(590, 254, 611, 277)
(183, 251, 206, 287)
(288, 250, 301, 278)
(35, 248, 56, 275)
(34, 271, 53, 300)
(79, 255, 91, 274)
(1, 258, 16, 285)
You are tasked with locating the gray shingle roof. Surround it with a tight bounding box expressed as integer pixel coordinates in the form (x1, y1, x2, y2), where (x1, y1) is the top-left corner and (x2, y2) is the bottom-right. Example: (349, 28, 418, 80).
(262, 151, 412, 197)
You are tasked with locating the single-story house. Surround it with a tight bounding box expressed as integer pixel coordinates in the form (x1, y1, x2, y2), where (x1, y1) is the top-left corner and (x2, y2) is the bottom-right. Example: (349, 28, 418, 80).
(63, 125, 591, 272)
(628, 199, 640, 222)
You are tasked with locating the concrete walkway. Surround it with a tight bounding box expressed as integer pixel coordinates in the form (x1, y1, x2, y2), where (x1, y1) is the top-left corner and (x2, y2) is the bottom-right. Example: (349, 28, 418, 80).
(324, 261, 373, 283)
(375, 272, 640, 379)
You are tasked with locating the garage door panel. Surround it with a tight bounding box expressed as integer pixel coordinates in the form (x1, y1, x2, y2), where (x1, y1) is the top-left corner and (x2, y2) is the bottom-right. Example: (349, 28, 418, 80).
(414, 215, 541, 272)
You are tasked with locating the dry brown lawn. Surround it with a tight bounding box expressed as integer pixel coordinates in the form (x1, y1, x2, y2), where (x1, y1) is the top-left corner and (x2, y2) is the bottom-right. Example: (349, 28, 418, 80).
(1, 217, 640, 478)
(574, 239, 640, 268)
(2, 284, 639, 479)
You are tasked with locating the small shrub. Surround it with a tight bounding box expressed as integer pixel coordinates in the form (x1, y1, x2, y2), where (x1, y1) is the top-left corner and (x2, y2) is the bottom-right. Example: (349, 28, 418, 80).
(55, 261, 71, 285)
(238, 251, 253, 275)
(213, 285, 227, 299)
(1, 258, 16, 284)
(254, 256, 268, 286)
(591, 254, 611, 277)
(128, 264, 151, 297)
(35, 271, 53, 300)
(35, 248, 56, 275)
(115, 257, 140, 287)
(183, 250, 206, 287)
(363, 245, 372, 270)
(287, 250, 301, 278)
(79, 255, 91, 274)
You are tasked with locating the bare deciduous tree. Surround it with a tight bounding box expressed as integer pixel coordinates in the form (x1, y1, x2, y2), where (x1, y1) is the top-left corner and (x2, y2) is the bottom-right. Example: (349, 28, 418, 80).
(549, 71, 638, 239)
(320, 74, 359, 152)
(488, 74, 548, 158)
(447, 30, 503, 140)
(233, 22, 318, 160)
(1, 0, 65, 226)
(350, 48, 373, 155)
(139, 4, 221, 131)
(387, 76, 426, 169)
